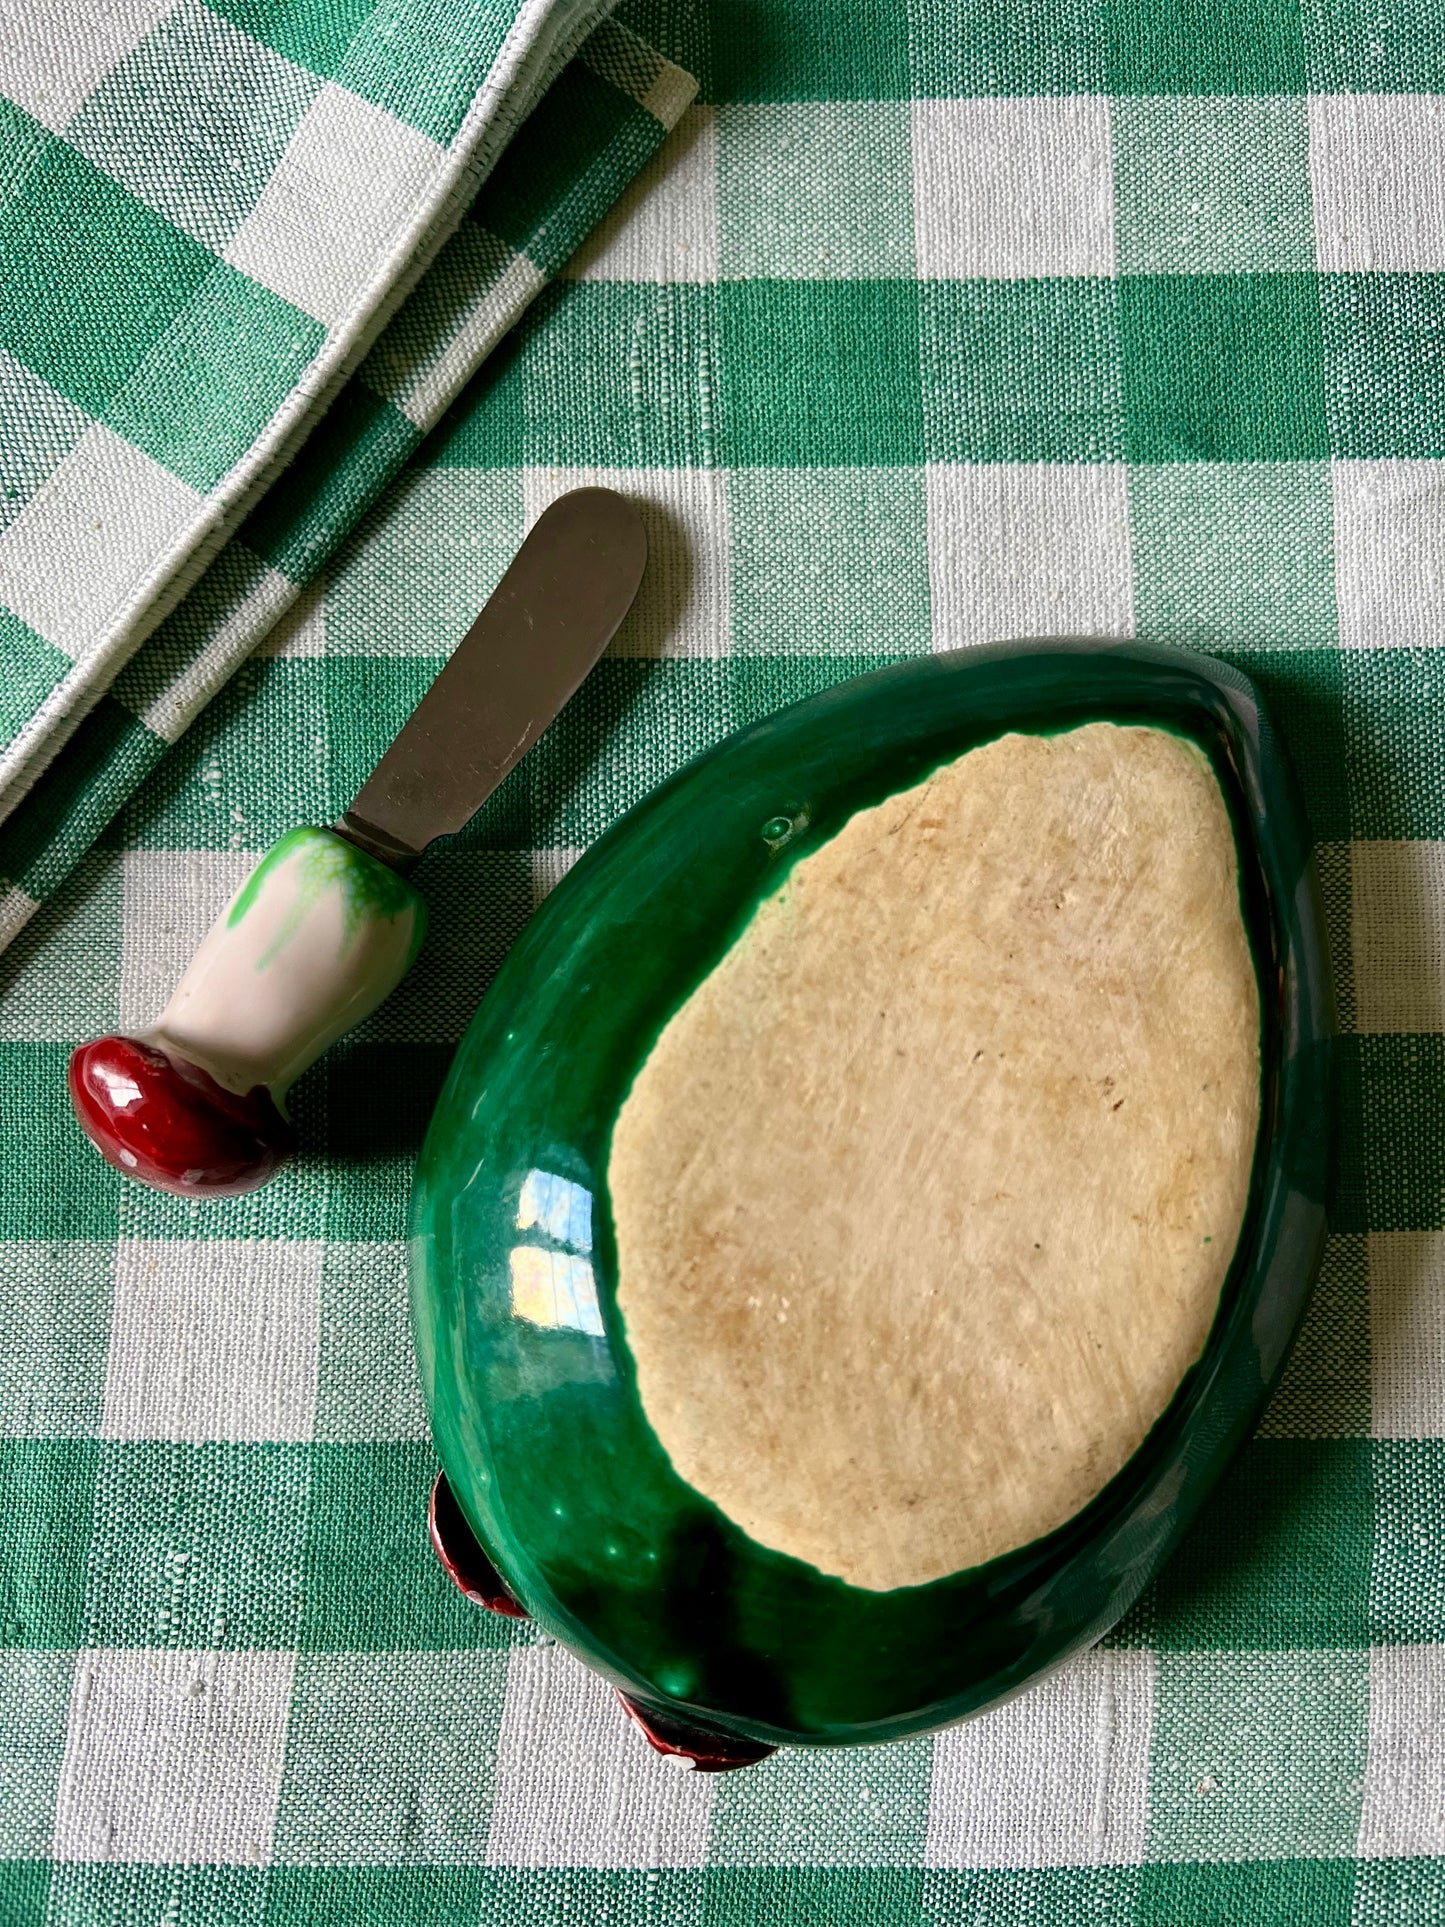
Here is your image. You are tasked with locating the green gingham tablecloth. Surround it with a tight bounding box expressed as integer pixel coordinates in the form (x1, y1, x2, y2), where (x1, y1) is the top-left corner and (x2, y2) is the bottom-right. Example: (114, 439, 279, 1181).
(0, 0, 694, 940)
(4, 0, 1445, 1920)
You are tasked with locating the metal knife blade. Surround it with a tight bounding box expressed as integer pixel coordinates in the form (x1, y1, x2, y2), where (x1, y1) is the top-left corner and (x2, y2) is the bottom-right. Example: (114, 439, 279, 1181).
(336, 487, 647, 868)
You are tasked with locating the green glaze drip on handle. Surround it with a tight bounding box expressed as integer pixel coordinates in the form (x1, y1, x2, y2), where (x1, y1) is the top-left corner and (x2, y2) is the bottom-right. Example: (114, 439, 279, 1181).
(154, 826, 426, 1103)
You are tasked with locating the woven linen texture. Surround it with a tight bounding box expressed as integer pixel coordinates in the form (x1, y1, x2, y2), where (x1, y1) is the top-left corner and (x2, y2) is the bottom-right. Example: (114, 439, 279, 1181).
(0, 8, 695, 945)
(5, 0, 1445, 1921)
(0, 0, 627, 842)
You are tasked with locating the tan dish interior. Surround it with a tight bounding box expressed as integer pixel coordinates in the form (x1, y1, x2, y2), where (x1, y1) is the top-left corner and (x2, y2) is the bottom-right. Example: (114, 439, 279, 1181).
(609, 723, 1262, 1592)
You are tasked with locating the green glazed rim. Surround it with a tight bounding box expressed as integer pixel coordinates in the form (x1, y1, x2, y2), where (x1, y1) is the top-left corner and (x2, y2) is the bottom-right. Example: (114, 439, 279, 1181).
(409, 639, 1335, 1747)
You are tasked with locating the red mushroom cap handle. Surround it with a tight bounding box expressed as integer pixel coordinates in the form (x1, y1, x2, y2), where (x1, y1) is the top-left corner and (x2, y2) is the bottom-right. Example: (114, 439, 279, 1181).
(68, 828, 426, 1199)
(69, 1034, 293, 1197)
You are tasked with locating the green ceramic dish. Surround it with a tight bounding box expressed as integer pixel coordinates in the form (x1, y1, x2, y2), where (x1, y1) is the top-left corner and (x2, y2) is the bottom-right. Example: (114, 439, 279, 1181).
(409, 640, 1334, 1748)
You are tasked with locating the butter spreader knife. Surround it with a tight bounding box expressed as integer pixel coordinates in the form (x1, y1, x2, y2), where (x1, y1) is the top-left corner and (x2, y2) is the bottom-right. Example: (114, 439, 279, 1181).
(70, 487, 647, 1199)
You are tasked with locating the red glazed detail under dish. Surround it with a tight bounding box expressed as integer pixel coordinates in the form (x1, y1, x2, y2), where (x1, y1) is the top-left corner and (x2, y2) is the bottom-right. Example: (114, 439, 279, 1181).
(615, 1693, 778, 1773)
(68, 1033, 293, 1198)
(429, 1472, 530, 1619)
(429, 1474, 776, 1770)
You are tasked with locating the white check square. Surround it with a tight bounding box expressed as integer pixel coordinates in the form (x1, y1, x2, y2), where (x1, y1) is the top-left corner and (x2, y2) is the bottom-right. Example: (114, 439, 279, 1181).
(486, 1645, 715, 1867)
(225, 81, 444, 326)
(926, 1649, 1155, 1869)
(926, 461, 1133, 650)
(0, 423, 200, 661)
(1311, 92, 1445, 272)
(52, 1648, 293, 1864)
(1358, 1643, 1445, 1855)
(1333, 459, 1445, 651)
(1350, 841, 1445, 1036)
(1370, 1231, 1445, 1439)
(913, 96, 1115, 281)
(0, 0, 170, 133)
(566, 106, 718, 284)
(101, 1236, 322, 1443)
(118, 848, 253, 1032)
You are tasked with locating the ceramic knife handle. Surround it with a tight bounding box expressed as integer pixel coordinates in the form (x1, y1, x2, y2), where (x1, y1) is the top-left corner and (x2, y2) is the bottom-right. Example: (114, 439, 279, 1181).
(69, 826, 427, 1197)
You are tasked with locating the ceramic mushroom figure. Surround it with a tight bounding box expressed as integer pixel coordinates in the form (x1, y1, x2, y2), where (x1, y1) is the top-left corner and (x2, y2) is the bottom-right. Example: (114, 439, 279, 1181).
(70, 828, 425, 1195)
(414, 645, 1332, 1769)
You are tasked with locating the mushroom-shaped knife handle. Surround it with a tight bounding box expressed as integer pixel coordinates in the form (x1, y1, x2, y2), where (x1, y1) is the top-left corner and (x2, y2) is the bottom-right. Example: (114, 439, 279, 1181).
(70, 827, 425, 1196)
(67, 487, 649, 1198)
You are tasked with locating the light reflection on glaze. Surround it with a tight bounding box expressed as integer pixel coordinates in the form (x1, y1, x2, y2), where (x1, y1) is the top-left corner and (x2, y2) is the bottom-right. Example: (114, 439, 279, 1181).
(517, 1169, 593, 1250)
(509, 1246, 605, 1336)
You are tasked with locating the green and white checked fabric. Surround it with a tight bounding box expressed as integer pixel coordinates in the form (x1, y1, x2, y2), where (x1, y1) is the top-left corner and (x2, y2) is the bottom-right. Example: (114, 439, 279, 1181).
(7, 0, 1445, 1920)
(0, 0, 693, 937)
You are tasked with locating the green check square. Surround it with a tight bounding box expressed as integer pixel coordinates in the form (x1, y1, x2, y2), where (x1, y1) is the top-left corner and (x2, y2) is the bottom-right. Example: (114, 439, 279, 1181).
(336, 0, 514, 143)
(269, 1869, 701, 1925)
(1220, 646, 1349, 843)
(1352, 1861, 1445, 1925)
(710, 0, 909, 100)
(717, 103, 913, 280)
(429, 282, 718, 471)
(1146, 1649, 1369, 1860)
(445, 659, 734, 854)
(246, 388, 422, 585)
(208, 0, 373, 78)
(718, 280, 923, 468)
(116, 1142, 329, 1243)
(1138, 1859, 1355, 1927)
(0, 612, 69, 760)
(1344, 649, 1445, 840)
(106, 265, 324, 493)
(1122, 1439, 1371, 1649)
(1322, 273, 1445, 460)
(85, 1441, 309, 1649)
(0, 96, 49, 205)
(728, 467, 930, 658)
(318, 655, 433, 824)
(0, 139, 213, 418)
(908, 0, 1105, 95)
(65, 0, 321, 252)
(1259, 1235, 1370, 1439)
(709, 1740, 932, 1866)
(706, 1870, 922, 1922)
(123, 659, 329, 853)
(0, 1439, 97, 1648)
(0, 1650, 73, 1856)
(317, 1042, 451, 1244)
(273, 1649, 511, 1864)
(46, 1866, 269, 1927)
(1355, 1037, 1445, 1234)
(921, 279, 1122, 464)
(1120, 273, 1328, 463)
(1303, 0, 1445, 92)
(0, 1046, 120, 1242)
(299, 1442, 522, 1651)
(1130, 461, 1336, 648)
(1372, 1441, 1445, 1642)
(1, 699, 163, 908)
(482, 62, 658, 278)
(360, 850, 534, 1048)
(1113, 96, 1314, 275)
(729, 652, 906, 730)
(0, 1242, 112, 1440)
(1103, 0, 1307, 94)
(922, 1870, 1139, 1926)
